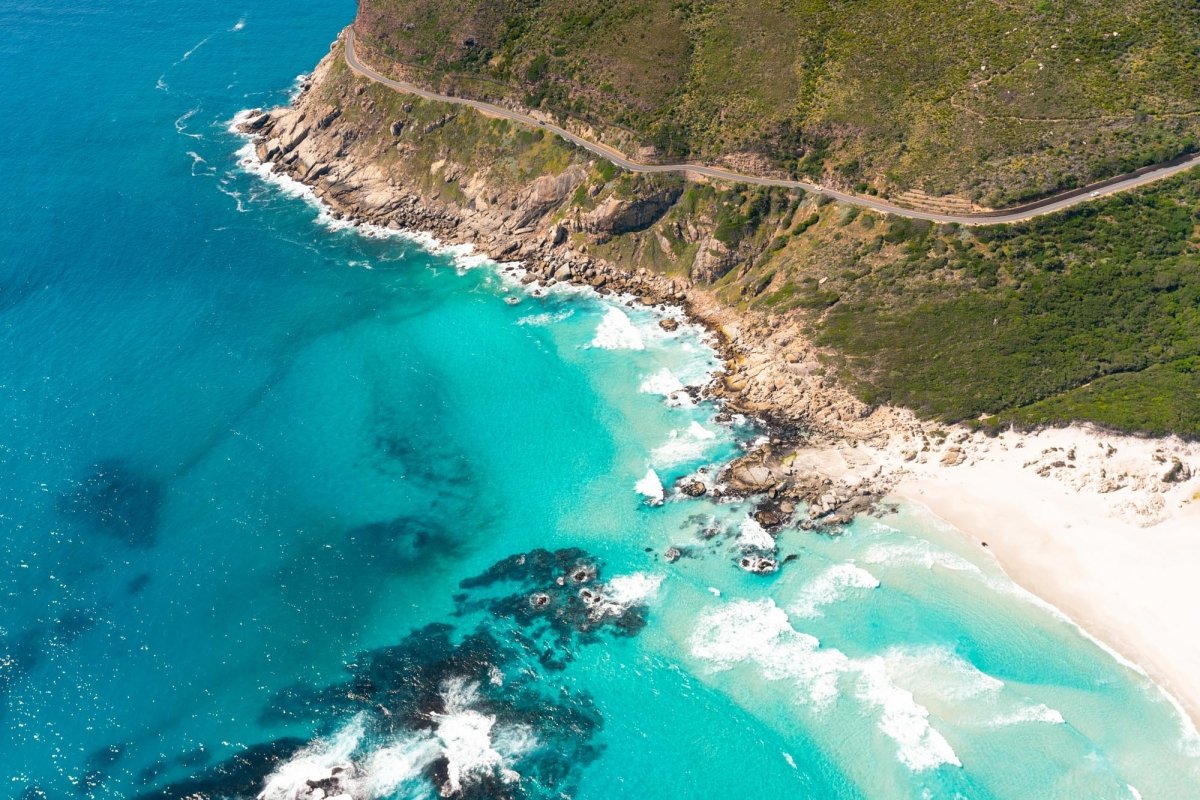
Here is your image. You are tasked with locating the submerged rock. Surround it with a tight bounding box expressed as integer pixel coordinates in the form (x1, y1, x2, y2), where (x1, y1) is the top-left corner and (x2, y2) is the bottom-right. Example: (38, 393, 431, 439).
(738, 554, 778, 575)
(143, 545, 643, 800)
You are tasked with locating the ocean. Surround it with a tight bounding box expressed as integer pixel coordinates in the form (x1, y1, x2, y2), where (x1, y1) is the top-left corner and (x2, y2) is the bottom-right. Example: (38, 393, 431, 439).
(2, 1, 1199, 798)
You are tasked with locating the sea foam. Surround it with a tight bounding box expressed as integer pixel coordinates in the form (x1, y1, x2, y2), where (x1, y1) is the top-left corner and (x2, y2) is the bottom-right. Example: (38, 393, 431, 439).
(591, 307, 644, 350)
(790, 563, 880, 618)
(650, 422, 718, 468)
(635, 468, 665, 504)
(691, 600, 968, 772)
(737, 517, 775, 552)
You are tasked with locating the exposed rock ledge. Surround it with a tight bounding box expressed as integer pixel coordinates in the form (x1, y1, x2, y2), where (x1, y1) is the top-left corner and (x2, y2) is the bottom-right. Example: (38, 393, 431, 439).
(238, 37, 1200, 530)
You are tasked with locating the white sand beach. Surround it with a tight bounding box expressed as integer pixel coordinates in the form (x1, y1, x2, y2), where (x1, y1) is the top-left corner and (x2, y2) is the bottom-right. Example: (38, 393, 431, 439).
(808, 426, 1200, 730)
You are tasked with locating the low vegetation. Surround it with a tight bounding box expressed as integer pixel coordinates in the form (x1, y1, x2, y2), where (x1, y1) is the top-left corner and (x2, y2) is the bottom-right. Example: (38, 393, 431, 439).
(721, 175, 1200, 436)
(356, 0, 1200, 205)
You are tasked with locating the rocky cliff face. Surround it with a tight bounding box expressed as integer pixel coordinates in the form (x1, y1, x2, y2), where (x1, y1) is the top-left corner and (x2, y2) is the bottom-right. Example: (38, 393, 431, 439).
(241, 36, 917, 457)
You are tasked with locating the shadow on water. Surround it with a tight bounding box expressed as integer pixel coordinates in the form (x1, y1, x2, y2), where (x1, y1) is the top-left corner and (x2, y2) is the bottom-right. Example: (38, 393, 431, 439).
(0, 608, 99, 713)
(58, 459, 165, 549)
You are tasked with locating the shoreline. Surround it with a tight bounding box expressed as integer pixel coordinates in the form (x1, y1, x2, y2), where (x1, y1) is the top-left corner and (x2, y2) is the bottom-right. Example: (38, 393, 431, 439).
(789, 427, 1200, 735)
(233, 45, 1200, 738)
(891, 435, 1200, 736)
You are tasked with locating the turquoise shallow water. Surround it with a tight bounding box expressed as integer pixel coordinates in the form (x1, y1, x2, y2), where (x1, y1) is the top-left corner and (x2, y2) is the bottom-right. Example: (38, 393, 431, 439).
(2, 2, 1200, 798)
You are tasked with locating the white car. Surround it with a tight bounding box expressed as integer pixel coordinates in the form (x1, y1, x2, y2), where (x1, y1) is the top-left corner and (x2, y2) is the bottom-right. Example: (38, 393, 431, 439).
(1089, 190, 1100, 197)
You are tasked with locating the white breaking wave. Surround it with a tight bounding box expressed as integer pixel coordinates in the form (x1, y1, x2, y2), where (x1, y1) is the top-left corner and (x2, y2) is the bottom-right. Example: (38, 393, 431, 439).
(639, 367, 684, 396)
(635, 468, 664, 504)
(287, 73, 310, 103)
(737, 517, 775, 551)
(990, 703, 1065, 726)
(604, 572, 663, 607)
(258, 715, 367, 800)
(854, 657, 962, 772)
(354, 737, 441, 799)
(432, 678, 533, 794)
(589, 573, 664, 620)
(591, 307, 644, 350)
(790, 563, 880, 618)
(692, 599, 847, 708)
(691, 600, 969, 773)
(231, 18, 246, 31)
(255, 676, 539, 800)
(860, 540, 981, 574)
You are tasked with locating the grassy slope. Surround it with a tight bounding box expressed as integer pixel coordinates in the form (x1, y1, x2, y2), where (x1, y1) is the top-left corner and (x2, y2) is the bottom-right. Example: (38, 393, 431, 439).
(356, 0, 1200, 205)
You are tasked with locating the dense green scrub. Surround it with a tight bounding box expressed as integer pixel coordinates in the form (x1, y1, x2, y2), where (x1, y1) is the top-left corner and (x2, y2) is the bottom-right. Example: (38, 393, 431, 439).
(356, 0, 1200, 204)
(810, 176, 1200, 436)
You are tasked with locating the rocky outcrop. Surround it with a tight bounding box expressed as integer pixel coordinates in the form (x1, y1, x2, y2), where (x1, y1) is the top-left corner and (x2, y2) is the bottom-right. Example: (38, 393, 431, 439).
(582, 186, 682, 236)
(512, 166, 588, 228)
(717, 444, 890, 529)
(690, 236, 735, 282)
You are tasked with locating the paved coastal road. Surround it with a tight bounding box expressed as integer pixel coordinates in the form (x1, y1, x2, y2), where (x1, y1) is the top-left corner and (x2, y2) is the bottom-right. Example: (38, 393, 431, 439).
(345, 29, 1200, 226)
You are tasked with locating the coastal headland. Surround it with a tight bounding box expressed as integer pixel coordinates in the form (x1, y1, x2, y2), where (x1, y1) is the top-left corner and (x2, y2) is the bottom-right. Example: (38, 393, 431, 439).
(239, 31, 1200, 730)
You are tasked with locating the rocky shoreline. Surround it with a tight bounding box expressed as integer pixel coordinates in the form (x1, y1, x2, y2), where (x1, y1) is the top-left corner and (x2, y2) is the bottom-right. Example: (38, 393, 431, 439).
(236, 36, 1199, 539)
(236, 45, 915, 533)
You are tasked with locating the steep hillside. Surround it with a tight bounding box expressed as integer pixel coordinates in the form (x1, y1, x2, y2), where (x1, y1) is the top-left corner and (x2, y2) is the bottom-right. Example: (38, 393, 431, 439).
(354, 0, 1200, 206)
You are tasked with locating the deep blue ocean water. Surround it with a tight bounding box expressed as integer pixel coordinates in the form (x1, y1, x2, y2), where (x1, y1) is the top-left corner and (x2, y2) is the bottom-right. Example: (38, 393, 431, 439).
(3, 2, 1200, 798)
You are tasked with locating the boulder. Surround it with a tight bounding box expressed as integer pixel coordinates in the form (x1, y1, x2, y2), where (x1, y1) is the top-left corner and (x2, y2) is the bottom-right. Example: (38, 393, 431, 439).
(241, 111, 271, 132)
(940, 446, 966, 467)
(753, 506, 786, 528)
(691, 236, 735, 282)
(1163, 457, 1192, 483)
(726, 463, 777, 493)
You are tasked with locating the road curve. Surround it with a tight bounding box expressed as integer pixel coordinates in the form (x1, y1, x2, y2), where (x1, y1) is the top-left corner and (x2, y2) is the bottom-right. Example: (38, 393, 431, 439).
(345, 29, 1200, 226)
